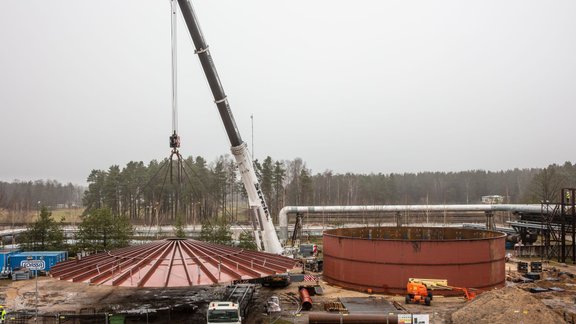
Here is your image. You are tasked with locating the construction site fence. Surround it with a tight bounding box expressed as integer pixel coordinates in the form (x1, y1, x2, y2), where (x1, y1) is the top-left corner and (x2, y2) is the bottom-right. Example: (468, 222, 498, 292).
(4, 307, 202, 324)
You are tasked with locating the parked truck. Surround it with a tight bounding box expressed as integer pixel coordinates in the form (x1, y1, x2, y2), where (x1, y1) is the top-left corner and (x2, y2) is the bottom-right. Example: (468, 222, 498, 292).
(207, 284, 255, 324)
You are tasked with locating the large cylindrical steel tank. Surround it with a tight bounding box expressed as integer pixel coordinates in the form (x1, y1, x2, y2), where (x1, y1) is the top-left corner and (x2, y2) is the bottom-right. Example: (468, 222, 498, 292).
(323, 227, 506, 294)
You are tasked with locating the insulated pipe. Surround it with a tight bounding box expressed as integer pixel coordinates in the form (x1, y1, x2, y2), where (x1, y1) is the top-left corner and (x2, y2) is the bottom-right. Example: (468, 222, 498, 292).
(299, 287, 312, 311)
(278, 204, 549, 240)
(308, 313, 399, 324)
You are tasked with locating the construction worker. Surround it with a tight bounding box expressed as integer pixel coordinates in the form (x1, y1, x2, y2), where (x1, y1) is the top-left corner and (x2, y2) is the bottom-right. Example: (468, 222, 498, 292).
(0, 305, 6, 323)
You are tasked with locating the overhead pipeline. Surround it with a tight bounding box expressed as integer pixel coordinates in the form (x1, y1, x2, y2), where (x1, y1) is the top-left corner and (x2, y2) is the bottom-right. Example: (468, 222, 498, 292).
(278, 204, 547, 240)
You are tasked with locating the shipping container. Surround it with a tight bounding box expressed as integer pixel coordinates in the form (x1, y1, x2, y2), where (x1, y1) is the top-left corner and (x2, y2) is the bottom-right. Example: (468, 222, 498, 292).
(0, 249, 19, 278)
(9, 251, 68, 272)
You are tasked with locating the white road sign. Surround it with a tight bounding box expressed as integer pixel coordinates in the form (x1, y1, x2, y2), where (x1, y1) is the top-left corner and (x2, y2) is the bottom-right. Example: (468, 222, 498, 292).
(21, 260, 45, 271)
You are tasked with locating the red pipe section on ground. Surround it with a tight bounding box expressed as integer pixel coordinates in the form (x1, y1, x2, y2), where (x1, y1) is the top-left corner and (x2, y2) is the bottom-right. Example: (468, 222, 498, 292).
(308, 313, 398, 324)
(299, 287, 313, 311)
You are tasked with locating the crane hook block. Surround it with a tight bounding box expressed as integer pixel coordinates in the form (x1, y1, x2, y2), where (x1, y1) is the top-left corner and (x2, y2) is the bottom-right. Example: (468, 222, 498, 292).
(169, 132, 181, 148)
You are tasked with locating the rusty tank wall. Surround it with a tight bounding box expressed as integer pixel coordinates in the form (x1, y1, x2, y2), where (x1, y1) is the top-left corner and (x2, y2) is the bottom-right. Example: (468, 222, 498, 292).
(322, 227, 506, 294)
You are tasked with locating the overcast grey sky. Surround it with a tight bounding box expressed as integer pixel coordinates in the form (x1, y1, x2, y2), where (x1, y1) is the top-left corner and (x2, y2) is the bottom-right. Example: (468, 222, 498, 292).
(1, 0, 575, 185)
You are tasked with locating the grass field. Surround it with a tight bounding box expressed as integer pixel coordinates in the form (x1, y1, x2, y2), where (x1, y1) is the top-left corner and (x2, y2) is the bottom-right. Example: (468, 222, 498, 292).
(50, 208, 84, 223)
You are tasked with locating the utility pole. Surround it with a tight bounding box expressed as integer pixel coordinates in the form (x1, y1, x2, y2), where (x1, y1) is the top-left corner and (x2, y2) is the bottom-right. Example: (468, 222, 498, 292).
(251, 114, 254, 160)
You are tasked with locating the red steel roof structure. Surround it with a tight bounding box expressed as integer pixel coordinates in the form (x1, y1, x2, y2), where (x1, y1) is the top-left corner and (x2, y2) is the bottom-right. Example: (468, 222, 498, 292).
(50, 239, 298, 288)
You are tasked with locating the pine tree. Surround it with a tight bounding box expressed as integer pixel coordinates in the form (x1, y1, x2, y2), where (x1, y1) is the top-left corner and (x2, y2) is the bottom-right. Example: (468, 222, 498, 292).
(213, 219, 233, 245)
(76, 208, 133, 252)
(20, 206, 65, 251)
(174, 215, 186, 238)
(200, 220, 215, 242)
(272, 161, 286, 219)
(238, 231, 257, 250)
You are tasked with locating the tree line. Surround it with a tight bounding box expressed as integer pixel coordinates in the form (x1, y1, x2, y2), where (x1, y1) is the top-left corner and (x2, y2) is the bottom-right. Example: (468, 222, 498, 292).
(20, 206, 132, 253)
(12, 159, 576, 254)
(0, 180, 84, 211)
(3, 159, 575, 224)
(80, 155, 576, 226)
(20, 205, 253, 254)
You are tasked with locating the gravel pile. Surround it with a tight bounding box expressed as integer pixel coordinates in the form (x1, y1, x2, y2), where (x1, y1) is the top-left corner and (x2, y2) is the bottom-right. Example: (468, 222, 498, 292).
(451, 286, 564, 324)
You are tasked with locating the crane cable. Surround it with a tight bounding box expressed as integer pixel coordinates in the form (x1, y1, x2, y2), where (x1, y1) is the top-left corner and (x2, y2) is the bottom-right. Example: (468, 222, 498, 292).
(170, 0, 178, 136)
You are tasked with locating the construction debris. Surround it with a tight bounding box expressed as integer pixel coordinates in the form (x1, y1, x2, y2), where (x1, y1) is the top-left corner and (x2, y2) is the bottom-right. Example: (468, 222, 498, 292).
(392, 300, 407, 312)
(323, 301, 346, 312)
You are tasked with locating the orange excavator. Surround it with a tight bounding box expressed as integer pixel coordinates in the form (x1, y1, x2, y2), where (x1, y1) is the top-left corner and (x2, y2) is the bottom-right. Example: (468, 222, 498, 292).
(406, 278, 477, 304)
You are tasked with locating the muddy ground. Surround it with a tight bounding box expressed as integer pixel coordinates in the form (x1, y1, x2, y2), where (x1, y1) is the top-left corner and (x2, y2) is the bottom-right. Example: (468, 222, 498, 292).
(1, 258, 575, 323)
(263, 262, 576, 324)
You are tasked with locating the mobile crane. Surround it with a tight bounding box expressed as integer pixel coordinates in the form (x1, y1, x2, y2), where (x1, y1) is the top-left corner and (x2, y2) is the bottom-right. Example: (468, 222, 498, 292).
(176, 0, 283, 254)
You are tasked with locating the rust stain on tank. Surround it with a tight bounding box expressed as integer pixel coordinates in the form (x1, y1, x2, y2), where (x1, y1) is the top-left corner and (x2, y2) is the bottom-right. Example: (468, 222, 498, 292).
(323, 227, 506, 294)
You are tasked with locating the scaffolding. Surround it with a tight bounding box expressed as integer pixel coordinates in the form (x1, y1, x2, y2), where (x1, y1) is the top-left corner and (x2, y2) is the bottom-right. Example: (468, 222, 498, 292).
(541, 188, 575, 263)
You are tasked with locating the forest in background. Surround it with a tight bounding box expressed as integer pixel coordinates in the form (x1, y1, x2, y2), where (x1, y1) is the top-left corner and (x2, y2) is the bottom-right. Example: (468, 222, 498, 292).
(0, 180, 83, 211)
(2, 158, 576, 225)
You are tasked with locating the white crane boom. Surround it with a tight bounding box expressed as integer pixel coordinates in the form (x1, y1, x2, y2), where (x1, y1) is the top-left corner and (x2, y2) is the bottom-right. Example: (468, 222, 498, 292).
(176, 0, 283, 254)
